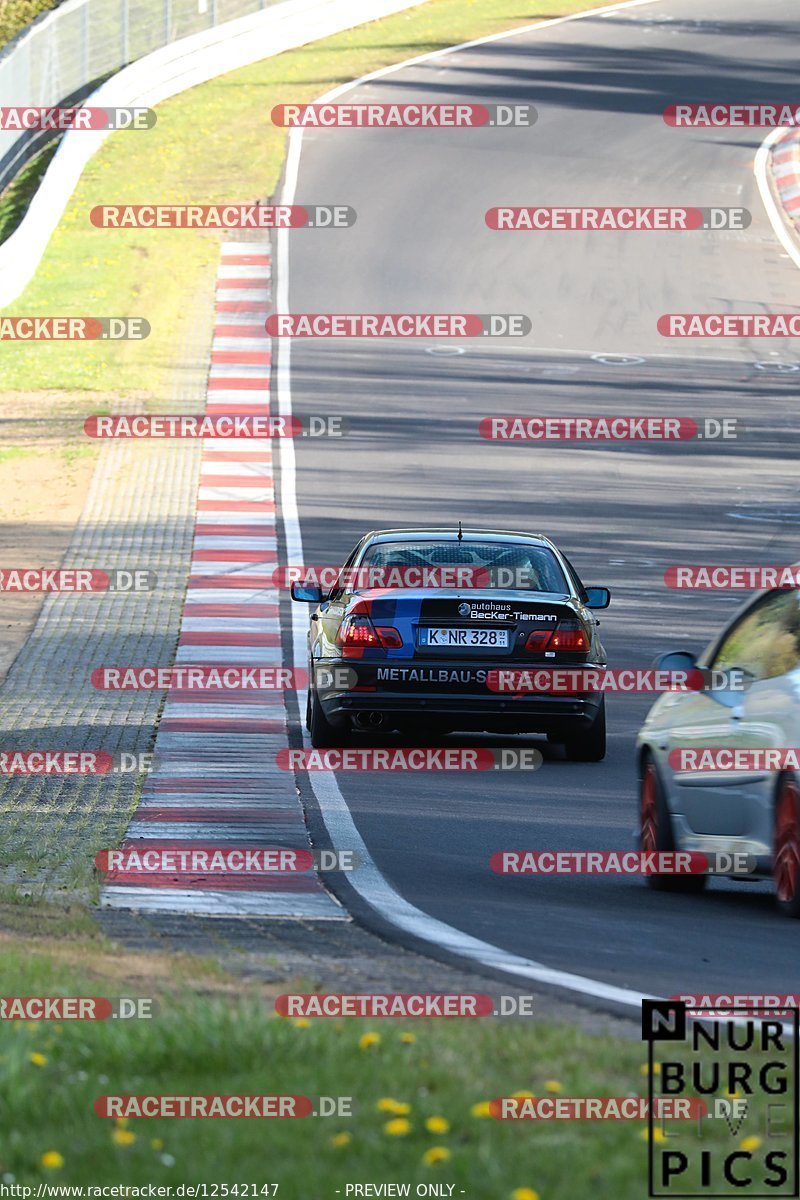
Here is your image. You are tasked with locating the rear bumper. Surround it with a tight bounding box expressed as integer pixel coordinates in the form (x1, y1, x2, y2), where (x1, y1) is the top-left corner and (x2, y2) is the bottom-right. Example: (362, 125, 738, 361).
(314, 657, 604, 733)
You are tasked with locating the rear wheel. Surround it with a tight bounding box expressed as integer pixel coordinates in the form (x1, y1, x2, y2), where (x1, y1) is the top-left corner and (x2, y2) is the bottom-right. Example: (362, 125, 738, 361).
(309, 685, 348, 749)
(563, 700, 606, 762)
(640, 755, 706, 893)
(774, 775, 800, 917)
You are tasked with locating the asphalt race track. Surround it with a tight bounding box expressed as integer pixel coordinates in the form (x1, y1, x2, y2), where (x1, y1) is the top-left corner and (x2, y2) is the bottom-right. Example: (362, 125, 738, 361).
(282, 0, 800, 1001)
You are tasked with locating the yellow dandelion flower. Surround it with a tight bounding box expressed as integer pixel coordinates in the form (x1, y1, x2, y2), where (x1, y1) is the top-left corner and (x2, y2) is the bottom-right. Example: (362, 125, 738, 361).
(422, 1147, 451, 1166)
(151, 1139, 164, 1151)
(359, 1032, 381, 1050)
(115, 1118, 129, 1128)
(639, 1127, 666, 1143)
(470, 1101, 492, 1118)
(376, 1098, 411, 1115)
(330, 1131, 352, 1148)
(640, 1062, 661, 1076)
(41, 1152, 64, 1170)
(425, 1116, 450, 1134)
(112, 1129, 136, 1147)
(511, 1190, 540, 1200)
(292, 1018, 311, 1029)
(740, 1136, 762, 1152)
(510, 1089, 535, 1099)
(384, 1118, 411, 1137)
(399, 1032, 416, 1044)
(545, 1080, 563, 1093)
(29, 1052, 47, 1067)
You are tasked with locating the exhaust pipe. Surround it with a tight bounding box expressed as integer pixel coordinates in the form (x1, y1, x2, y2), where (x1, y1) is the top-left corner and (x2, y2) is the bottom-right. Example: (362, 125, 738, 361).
(353, 711, 384, 730)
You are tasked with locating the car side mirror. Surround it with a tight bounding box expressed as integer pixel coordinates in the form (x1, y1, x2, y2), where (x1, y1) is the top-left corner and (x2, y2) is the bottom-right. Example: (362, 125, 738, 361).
(654, 650, 697, 672)
(584, 587, 611, 609)
(291, 581, 323, 603)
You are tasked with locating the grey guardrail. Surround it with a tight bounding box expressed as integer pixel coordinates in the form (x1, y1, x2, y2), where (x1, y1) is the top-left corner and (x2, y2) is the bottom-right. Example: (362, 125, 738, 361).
(0, 0, 289, 196)
(0, 0, 421, 307)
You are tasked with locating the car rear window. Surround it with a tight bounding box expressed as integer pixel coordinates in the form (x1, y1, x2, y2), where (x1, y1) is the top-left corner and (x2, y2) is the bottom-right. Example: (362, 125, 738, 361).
(359, 540, 568, 592)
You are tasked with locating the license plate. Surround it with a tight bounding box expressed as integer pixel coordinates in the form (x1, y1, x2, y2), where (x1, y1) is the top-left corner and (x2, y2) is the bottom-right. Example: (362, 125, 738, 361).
(419, 627, 510, 648)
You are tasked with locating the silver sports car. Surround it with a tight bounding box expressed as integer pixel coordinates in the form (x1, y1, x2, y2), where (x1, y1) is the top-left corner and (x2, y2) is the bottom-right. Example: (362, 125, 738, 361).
(636, 583, 800, 916)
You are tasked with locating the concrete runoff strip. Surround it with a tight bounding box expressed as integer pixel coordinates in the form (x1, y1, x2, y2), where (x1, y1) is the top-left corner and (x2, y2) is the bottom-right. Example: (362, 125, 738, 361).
(0, 308, 211, 899)
(101, 242, 345, 919)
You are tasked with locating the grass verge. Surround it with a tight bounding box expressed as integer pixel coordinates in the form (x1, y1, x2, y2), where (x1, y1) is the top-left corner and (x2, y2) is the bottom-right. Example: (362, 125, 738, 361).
(0, 924, 765, 1198)
(0, 141, 58, 243)
(0, 0, 59, 46)
(1, 0, 611, 399)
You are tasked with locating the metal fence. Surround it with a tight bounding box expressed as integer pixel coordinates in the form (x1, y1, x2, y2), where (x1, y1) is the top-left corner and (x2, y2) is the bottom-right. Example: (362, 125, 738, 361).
(0, 0, 279, 192)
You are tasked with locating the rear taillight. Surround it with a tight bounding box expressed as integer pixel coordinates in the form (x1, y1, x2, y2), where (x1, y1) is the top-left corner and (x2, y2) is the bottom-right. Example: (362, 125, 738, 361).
(375, 626, 403, 649)
(338, 613, 402, 657)
(548, 621, 588, 652)
(525, 620, 589, 654)
(524, 630, 552, 652)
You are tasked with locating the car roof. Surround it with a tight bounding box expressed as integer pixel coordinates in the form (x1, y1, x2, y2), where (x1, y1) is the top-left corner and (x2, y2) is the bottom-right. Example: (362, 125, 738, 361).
(362, 528, 558, 547)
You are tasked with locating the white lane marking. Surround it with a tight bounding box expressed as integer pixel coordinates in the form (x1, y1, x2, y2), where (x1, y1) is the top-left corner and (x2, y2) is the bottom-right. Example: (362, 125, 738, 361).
(193, 536, 279, 551)
(188, 558, 277, 573)
(199, 463, 275, 479)
(184, 588, 279, 605)
(174, 645, 283, 665)
(197, 486, 275, 501)
(275, 0, 666, 1011)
